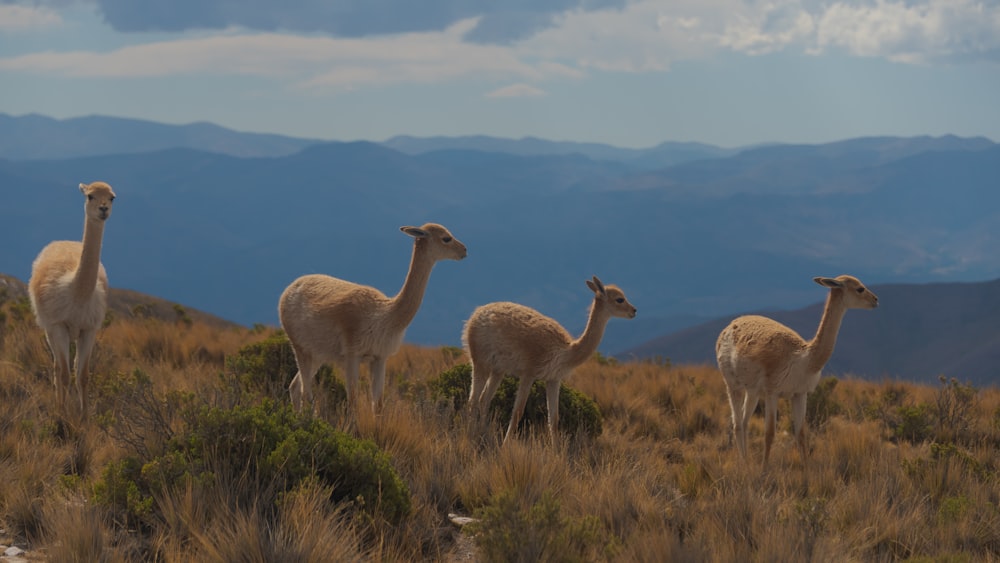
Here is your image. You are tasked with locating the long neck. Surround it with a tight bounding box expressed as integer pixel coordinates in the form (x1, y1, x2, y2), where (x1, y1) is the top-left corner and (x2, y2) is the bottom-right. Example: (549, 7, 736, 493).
(387, 242, 435, 326)
(805, 290, 848, 373)
(72, 217, 105, 300)
(565, 300, 612, 367)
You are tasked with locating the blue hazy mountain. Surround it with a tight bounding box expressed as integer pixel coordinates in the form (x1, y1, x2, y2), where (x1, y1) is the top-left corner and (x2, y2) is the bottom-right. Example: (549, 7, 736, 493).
(0, 113, 322, 159)
(1, 115, 997, 383)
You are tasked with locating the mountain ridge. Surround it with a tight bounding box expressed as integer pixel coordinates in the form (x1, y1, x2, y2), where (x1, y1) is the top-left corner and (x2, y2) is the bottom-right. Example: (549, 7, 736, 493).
(1, 114, 997, 382)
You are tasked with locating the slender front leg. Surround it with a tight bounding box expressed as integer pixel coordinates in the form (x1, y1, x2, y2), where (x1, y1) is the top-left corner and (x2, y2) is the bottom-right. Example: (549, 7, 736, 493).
(75, 328, 98, 416)
(790, 392, 809, 464)
(545, 379, 561, 442)
(45, 325, 72, 408)
(503, 378, 534, 444)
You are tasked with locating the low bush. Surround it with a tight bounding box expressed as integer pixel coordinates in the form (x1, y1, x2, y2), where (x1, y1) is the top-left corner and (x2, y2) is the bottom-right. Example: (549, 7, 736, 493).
(93, 400, 411, 530)
(469, 490, 613, 562)
(226, 331, 346, 405)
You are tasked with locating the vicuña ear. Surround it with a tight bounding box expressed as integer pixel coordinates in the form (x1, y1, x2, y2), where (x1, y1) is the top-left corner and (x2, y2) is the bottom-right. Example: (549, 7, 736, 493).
(586, 276, 606, 296)
(79, 183, 88, 194)
(814, 277, 843, 288)
(401, 226, 428, 239)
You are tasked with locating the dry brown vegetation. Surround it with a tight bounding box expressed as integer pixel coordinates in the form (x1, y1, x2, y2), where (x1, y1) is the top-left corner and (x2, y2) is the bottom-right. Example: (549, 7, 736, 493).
(1, 288, 999, 562)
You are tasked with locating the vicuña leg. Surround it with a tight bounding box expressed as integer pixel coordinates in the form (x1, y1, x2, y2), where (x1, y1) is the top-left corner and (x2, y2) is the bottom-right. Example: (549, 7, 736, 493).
(343, 355, 361, 411)
(75, 327, 97, 415)
(545, 379, 560, 441)
(46, 325, 72, 407)
(738, 389, 760, 459)
(288, 347, 319, 411)
(503, 377, 533, 443)
(763, 397, 778, 469)
(790, 392, 809, 463)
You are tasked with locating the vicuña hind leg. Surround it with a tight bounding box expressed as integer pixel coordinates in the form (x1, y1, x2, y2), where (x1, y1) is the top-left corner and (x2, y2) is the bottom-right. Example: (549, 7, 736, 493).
(479, 373, 504, 412)
(738, 389, 760, 460)
(503, 377, 533, 444)
(288, 350, 318, 411)
(369, 356, 387, 413)
(467, 364, 487, 411)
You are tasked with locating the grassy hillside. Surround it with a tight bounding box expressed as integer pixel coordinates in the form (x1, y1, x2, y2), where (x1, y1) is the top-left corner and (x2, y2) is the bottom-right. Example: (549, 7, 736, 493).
(1, 286, 999, 561)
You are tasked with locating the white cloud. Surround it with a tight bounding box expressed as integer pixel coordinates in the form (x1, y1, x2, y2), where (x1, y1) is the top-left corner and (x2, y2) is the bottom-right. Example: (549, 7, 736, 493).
(516, 0, 1000, 71)
(0, 5, 62, 31)
(1, 0, 997, 93)
(814, 0, 1000, 64)
(0, 19, 554, 90)
(486, 83, 547, 98)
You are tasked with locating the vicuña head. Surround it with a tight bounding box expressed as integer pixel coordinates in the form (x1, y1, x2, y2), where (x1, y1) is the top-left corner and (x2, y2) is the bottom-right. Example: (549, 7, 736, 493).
(715, 274, 878, 470)
(28, 181, 117, 416)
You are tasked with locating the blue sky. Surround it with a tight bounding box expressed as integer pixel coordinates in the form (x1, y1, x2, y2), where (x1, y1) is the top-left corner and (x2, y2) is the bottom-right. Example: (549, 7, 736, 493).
(1, 0, 999, 148)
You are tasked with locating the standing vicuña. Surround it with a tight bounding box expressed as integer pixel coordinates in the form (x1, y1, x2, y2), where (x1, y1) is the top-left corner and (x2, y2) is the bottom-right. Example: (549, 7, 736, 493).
(463, 276, 637, 443)
(29, 181, 117, 415)
(715, 275, 878, 469)
(279, 223, 467, 413)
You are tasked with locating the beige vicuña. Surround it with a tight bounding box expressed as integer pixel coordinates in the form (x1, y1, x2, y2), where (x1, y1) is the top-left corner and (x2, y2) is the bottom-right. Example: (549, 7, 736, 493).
(463, 276, 637, 443)
(29, 181, 117, 415)
(715, 275, 878, 469)
(279, 223, 467, 413)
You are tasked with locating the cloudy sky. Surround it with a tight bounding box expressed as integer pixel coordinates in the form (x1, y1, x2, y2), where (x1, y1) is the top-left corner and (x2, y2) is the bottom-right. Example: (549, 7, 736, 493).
(1, 0, 998, 147)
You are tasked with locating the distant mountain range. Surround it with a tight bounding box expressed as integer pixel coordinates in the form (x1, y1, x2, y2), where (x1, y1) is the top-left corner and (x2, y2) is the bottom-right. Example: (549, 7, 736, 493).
(0, 113, 320, 159)
(1, 113, 997, 383)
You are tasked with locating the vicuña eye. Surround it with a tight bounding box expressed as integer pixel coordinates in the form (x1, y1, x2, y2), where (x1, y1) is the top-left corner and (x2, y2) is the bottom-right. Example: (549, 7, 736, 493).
(856, 287, 865, 294)
(616, 298, 625, 304)
(442, 236, 452, 243)
(87, 194, 94, 201)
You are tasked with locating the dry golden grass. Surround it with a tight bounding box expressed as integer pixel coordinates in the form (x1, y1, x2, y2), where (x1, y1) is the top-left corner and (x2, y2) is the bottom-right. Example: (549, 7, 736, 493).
(1, 293, 999, 562)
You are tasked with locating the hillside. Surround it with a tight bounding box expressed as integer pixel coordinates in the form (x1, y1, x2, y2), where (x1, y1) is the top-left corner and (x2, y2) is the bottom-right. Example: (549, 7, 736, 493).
(622, 277, 1000, 386)
(0, 273, 239, 330)
(2, 275, 998, 561)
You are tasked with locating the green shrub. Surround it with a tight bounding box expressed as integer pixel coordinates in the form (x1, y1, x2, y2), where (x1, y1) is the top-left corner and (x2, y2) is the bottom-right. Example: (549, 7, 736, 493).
(807, 376, 842, 429)
(93, 401, 411, 526)
(92, 457, 154, 527)
(469, 490, 613, 563)
(226, 332, 345, 405)
(429, 364, 603, 440)
(894, 403, 934, 443)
